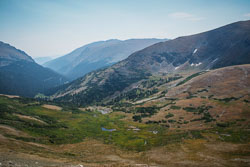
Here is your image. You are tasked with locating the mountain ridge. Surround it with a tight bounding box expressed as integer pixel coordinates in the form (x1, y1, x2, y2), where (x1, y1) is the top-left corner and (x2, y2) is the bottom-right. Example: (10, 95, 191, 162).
(0, 41, 34, 65)
(44, 38, 168, 80)
(50, 20, 250, 106)
(0, 41, 68, 97)
(34, 56, 54, 65)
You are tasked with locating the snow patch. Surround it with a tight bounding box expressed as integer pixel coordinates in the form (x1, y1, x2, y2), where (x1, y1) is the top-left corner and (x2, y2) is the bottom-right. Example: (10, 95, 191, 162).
(190, 62, 202, 67)
(212, 58, 218, 64)
(175, 66, 180, 70)
(195, 62, 202, 66)
(193, 49, 198, 54)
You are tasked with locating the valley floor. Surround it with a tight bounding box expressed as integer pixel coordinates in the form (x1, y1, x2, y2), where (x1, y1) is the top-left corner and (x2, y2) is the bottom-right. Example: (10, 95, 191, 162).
(0, 94, 250, 167)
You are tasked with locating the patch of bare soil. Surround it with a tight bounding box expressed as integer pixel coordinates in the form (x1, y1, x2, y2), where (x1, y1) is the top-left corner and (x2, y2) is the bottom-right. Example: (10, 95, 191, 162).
(0, 94, 19, 98)
(13, 114, 47, 125)
(42, 104, 62, 111)
(0, 124, 31, 138)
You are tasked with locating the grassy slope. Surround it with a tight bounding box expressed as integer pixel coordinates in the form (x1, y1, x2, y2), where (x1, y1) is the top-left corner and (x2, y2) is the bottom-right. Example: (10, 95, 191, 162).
(109, 65, 250, 131)
(0, 94, 250, 166)
(0, 96, 196, 151)
(0, 65, 250, 166)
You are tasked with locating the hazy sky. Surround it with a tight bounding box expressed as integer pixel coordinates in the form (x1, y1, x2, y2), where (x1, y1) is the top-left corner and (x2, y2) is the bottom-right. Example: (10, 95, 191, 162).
(1, 0, 250, 58)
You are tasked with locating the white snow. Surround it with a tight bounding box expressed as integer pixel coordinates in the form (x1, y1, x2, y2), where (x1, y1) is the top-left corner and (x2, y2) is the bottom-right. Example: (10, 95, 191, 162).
(190, 62, 202, 67)
(211, 58, 218, 64)
(175, 66, 180, 70)
(193, 49, 198, 54)
(195, 62, 202, 66)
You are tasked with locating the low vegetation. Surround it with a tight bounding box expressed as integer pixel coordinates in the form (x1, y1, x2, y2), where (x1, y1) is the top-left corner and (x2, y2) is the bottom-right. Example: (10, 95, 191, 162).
(0, 96, 207, 152)
(176, 71, 206, 86)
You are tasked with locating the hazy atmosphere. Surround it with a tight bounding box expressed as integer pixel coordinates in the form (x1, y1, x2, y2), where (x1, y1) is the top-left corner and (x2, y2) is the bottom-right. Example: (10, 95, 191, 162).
(0, 1, 250, 166)
(1, 0, 250, 57)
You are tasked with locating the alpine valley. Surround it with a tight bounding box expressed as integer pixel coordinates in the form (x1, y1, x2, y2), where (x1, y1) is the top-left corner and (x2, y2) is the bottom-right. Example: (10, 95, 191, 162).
(0, 20, 249, 167)
(44, 38, 167, 81)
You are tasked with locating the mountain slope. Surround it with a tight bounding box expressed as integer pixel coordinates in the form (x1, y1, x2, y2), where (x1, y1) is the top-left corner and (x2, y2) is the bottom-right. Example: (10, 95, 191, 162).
(34, 56, 53, 65)
(44, 38, 167, 80)
(51, 20, 250, 106)
(129, 64, 250, 128)
(1, 69, 250, 167)
(0, 41, 67, 97)
(124, 20, 250, 73)
(96, 64, 249, 129)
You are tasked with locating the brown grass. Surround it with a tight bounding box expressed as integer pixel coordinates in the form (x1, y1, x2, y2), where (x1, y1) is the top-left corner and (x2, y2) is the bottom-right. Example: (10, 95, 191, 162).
(0, 94, 20, 98)
(42, 104, 62, 111)
(13, 114, 47, 125)
(0, 124, 31, 138)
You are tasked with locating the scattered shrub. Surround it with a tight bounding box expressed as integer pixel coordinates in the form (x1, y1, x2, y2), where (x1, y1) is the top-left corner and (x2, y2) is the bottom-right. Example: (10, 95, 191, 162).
(165, 113, 174, 119)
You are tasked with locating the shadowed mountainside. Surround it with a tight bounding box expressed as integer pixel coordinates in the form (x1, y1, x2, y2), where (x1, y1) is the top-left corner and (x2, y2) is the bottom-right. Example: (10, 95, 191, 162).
(0, 41, 68, 97)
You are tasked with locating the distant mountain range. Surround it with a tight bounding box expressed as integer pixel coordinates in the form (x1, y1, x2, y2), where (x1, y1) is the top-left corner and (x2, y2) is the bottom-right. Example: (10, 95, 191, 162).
(44, 38, 168, 81)
(51, 20, 250, 106)
(34, 56, 54, 65)
(0, 41, 67, 97)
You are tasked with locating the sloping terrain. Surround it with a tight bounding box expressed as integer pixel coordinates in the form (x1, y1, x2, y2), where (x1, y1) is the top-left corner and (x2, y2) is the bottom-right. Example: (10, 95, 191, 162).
(0, 41, 34, 65)
(0, 41, 68, 97)
(44, 38, 167, 80)
(1, 20, 250, 167)
(113, 64, 250, 131)
(51, 20, 250, 106)
(0, 64, 249, 166)
(34, 56, 53, 65)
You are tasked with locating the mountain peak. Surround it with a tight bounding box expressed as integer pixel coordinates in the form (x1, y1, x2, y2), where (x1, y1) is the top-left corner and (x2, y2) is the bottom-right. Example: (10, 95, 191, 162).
(51, 20, 250, 106)
(44, 38, 168, 80)
(0, 41, 34, 65)
(0, 42, 68, 97)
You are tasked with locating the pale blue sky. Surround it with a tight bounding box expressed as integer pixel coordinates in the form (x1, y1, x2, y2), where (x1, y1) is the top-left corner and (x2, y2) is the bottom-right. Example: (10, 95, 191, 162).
(1, 0, 250, 58)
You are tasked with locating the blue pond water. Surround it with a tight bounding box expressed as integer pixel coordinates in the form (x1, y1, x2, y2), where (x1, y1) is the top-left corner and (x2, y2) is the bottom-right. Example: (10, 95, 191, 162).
(101, 127, 116, 132)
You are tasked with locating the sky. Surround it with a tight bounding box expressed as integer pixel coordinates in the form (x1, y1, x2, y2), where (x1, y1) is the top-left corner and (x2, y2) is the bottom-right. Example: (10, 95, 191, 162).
(0, 0, 250, 58)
